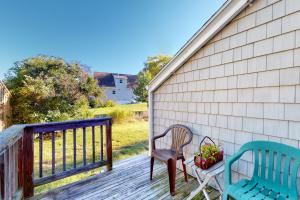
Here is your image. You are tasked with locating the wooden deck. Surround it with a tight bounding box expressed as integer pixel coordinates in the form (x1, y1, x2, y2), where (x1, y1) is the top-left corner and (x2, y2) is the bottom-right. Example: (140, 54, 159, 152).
(34, 155, 220, 200)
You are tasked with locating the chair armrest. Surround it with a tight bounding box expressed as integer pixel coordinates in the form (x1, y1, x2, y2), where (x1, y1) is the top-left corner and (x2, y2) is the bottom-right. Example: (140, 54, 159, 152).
(151, 130, 169, 150)
(224, 151, 245, 187)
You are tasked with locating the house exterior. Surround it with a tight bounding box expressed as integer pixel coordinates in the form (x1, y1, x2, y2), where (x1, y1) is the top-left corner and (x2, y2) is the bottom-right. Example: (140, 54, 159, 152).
(149, 0, 300, 188)
(94, 72, 137, 104)
(0, 81, 10, 131)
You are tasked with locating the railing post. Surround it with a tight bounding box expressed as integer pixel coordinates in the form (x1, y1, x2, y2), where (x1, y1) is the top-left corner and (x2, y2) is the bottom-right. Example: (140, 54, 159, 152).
(106, 119, 112, 171)
(23, 127, 34, 198)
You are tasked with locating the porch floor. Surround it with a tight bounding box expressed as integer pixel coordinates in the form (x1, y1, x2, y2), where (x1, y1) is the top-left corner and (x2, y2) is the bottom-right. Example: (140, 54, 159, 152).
(34, 155, 220, 200)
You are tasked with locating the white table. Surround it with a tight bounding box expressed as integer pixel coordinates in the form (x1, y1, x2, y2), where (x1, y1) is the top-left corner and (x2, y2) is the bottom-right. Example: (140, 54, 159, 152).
(185, 157, 224, 200)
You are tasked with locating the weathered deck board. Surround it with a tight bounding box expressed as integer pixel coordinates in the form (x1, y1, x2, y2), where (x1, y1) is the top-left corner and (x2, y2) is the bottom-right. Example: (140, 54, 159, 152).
(33, 155, 220, 200)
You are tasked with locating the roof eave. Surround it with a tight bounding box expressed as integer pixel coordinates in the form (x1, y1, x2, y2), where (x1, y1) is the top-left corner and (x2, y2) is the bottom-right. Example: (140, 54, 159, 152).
(149, 0, 254, 92)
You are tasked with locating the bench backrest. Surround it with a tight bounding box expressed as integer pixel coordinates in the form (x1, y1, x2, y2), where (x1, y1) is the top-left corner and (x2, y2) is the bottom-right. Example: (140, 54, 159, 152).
(239, 141, 300, 198)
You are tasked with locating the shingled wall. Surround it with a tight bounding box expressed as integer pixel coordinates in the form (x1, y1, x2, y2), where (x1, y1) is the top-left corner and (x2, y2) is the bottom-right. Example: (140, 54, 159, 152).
(152, 0, 300, 188)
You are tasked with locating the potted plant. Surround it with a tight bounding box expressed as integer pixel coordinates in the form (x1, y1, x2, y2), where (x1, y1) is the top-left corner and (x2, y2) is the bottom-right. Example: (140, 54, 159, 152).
(194, 136, 224, 170)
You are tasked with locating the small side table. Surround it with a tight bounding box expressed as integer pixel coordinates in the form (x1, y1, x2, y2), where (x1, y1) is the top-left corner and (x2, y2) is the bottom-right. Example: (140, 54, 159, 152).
(185, 157, 224, 200)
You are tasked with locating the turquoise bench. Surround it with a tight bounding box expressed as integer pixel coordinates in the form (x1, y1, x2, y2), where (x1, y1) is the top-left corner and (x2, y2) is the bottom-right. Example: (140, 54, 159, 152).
(223, 141, 300, 200)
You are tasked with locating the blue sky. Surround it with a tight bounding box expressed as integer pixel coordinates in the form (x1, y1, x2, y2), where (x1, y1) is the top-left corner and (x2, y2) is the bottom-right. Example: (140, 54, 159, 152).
(0, 0, 225, 79)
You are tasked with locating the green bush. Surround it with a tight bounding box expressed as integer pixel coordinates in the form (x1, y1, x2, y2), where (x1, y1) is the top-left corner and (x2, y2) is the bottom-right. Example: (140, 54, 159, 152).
(104, 100, 116, 107)
(88, 96, 102, 108)
(5, 55, 103, 123)
(108, 109, 134, 123)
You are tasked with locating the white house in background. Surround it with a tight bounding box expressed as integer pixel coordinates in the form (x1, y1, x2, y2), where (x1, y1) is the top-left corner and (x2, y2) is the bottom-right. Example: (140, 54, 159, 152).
(94, 72, 137, 104)
(148, 0, 300, 192)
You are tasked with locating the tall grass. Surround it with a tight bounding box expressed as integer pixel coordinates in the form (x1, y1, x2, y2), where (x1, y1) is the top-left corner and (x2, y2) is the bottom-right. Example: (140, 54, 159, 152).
(91, 103, 147, 115)
(108, 109, 134, 123)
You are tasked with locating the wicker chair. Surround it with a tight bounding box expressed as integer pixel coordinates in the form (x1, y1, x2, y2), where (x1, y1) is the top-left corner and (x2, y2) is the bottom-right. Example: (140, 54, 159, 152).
(150, 124, 193, 196)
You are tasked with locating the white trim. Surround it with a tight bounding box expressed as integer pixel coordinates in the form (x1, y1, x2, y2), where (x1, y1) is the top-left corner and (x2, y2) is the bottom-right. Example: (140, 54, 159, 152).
(148, 92, 153, 156)
(148, 0, 254, 146)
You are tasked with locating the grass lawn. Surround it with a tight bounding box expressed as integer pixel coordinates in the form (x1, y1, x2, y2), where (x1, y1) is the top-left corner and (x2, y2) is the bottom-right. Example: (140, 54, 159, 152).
(34, 103, 148, 194)
(91, 102, 147, 115)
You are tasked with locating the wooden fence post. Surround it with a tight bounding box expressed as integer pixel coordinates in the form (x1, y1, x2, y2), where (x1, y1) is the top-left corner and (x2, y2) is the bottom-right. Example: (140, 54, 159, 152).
(23, 127, 34, 198)
(106, 119, 112, 171)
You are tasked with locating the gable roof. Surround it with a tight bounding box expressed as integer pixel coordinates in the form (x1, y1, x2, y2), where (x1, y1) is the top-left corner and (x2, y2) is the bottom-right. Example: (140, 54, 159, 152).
(94, 72, 137, 88)
(94, 72, 115, 87)
(149, 0, 254, 92)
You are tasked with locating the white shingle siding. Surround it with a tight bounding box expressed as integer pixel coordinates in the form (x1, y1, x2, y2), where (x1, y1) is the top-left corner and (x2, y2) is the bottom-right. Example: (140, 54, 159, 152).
(152, 0, 300, 184)
(267, 19, 282, 37)
(273, 0, 285, 19)
(247, 24, 267, 44)
(254, 38, 273, 56)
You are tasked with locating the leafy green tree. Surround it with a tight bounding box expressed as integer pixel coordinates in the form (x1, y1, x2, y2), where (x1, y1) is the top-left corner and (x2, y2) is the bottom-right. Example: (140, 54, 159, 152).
(5, 55, 103, 124)
(134, 55, 171, 102)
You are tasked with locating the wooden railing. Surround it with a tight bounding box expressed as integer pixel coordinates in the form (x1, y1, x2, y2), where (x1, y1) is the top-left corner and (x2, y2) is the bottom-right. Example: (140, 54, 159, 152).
(0, 118, 112, 199)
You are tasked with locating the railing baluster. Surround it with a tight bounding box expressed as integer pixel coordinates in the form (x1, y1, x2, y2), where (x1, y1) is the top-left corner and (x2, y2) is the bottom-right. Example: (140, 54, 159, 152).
(4, 150, 9, 200)
(62, 130, 66, 171)
(83, 127, 86, 166)
(12, 143, 18, 197)
(9, 146, 13, 197)
(51, 131, 55, 175)
(38, 133, 43, 178)
(100, 125, 103, 161)
(0, 154, 3, 199)
(92, 126, 95, 163)
(17, 139, 23, 189)
(73, 129, 76, 169)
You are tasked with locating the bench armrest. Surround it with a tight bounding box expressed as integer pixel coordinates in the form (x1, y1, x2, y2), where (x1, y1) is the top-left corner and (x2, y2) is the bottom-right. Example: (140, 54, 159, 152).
(224, 151, 245, 187)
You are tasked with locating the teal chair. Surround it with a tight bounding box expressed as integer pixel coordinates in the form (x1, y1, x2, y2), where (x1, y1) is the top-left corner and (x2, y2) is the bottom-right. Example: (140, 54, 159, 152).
(223, 141, 300, 200)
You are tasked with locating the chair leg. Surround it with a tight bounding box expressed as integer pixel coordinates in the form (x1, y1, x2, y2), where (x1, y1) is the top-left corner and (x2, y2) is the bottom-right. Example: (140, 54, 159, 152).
(181, 158, 188, 182)
(222, 193, 229, 200)
(150, 156, 154, 180)
(167, 158, 176, 196)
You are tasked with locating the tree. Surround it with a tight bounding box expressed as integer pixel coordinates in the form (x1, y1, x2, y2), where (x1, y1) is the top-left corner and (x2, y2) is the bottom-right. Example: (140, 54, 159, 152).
(134, 55, 172, 102)
(5, 55, 103, 124)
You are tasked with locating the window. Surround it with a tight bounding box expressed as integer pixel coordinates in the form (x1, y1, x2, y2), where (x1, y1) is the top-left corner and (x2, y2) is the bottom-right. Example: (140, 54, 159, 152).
(112, 90, 116, 94)
(119, 79, 123, 83)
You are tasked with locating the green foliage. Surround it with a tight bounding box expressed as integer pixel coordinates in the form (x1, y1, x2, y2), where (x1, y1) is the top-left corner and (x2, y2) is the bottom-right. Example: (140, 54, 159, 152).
(103, 99, 116, 107)
(88, 96, 101, 108)
(91, 103, 147, 117)
(108, 109, 134, 123)
(5, 55, 103, 123)
(134, 55, 172, 102)
(200, 143, 223, 161)
(133, 71, 152, 102)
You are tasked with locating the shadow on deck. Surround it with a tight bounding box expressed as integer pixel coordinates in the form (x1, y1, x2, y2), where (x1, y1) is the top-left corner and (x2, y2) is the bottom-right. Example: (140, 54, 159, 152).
(34, 155, 220, 200)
